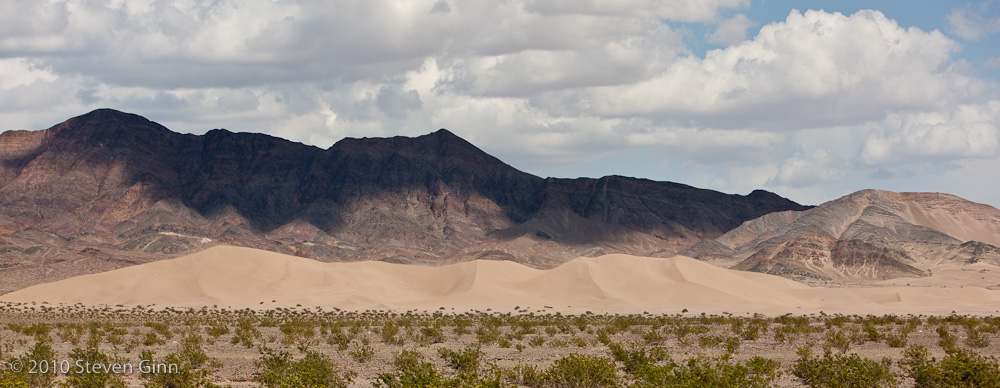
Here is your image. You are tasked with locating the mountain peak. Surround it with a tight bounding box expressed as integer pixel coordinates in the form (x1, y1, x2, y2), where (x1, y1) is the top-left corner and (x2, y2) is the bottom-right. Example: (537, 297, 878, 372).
(430, 128, 457, 137)
(49, 108, 172, 141)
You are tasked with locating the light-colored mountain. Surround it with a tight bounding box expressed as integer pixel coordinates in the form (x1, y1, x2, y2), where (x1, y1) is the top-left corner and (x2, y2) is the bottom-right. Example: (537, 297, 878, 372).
(685, 189, 1000, 283)
(3, 246, 999, 316)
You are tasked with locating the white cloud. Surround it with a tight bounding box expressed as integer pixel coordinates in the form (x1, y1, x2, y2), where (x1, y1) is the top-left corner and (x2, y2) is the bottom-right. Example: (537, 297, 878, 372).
(860, 103, 1000, 166)
(523, 0, 749, 22)
(948, 2, 1000, 41)
(0, 2, 999, 207)
(708, 14, 753, 45)
(584, 10, 976, 130)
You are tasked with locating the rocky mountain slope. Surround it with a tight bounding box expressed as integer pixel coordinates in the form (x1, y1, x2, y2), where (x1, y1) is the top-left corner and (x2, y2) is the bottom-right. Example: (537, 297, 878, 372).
(685, 189, 1000, 283)
(0, 109, 808, 293)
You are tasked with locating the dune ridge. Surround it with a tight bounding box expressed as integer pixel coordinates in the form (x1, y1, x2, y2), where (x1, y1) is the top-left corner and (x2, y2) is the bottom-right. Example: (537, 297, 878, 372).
(3, 246, 999, 316)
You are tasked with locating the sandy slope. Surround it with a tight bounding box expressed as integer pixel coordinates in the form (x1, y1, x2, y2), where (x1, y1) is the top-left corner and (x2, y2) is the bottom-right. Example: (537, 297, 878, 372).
(3, 246, 999, 316)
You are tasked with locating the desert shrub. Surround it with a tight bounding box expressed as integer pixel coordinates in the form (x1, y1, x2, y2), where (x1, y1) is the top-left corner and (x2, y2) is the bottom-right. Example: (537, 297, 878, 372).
(504, 364, 546, 388)
(699, 335, 725, 348)
(0, 375, 27, 388)
(642, 329, 665, 345)
(936, 325, 958, 351)
(254, 346, 354, 388)
(7, 323, 51, 340)
(963, 322, 991, 348)
(139, 348, 221, 388)
(608, 342, 668, 376)
(672, 322, 709, 342)
(737, 318, 769, 340)
(476, 325, 502, 345)
(792, 347, 897, 388)
(327, 328, 351, 351)
(232, 319, 261, 348)
(528, 336, 546, 347)
(862, 323, 881, 343)
(0, 358, 28, 388)
(144, 322, 173, 340)
(631, 355, 782, 388)
(61, 343, 127, 388)
(824, 315, 848, 328)
(900, 345, 1000, 388)
(10, 338, 56, 388)
(57, 323, 85, 345)
(438, 345, 483, 375)
(142, 331, 166, 346)
(824, 329, 851, 354)
(417, 326, 445, 345)
(106, 327, 127, 349)
(884, 326, 911, 348)
(373, 350, 442, 388)
(541, 353, 620, 388)
(381, 321, 402, 345)
(176, 333, 210, 369)
(279, 319, 315, 338)
(205, 323, 229, 337)
(349, 342, 373, 363)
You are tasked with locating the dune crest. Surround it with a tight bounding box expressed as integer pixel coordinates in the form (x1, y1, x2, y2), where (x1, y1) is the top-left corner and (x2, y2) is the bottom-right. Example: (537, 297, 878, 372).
(3, 246, 999, 315)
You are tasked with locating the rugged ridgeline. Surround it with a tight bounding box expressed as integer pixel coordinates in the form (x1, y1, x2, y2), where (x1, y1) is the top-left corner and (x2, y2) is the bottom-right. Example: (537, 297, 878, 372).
(0, 109, 808, 293)
(684, 189, 1000, 283)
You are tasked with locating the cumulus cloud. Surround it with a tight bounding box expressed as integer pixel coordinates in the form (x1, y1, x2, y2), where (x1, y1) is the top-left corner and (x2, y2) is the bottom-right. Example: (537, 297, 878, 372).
(523, 0, 749, 22)
(0, 2, 998, 206)
(948, 2, 1000, 41)
(583, 10, 977, 129)
(860, 103, 1000, 166)
(708, 14, 753, 45)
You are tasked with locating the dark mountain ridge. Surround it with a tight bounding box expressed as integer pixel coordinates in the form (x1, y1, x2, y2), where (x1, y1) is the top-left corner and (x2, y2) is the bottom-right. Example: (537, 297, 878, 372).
(0, 109, 808, 293)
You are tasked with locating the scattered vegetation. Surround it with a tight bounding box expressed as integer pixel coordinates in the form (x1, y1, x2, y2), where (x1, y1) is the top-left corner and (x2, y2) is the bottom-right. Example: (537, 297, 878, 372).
(0, 304, 998, 386)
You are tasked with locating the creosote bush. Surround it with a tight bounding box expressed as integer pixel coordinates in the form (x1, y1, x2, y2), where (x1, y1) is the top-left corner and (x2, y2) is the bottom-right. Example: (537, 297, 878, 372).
(900, 344, 1000, 387)
(254, 346, 355, 388)
(792, 347, 897, 388)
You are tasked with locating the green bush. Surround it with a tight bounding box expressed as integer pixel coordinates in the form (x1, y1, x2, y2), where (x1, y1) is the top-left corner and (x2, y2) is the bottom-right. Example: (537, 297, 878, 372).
(824, 329, 851, 354)
(381, 321, 401, 345)
(544, 354, 620, 388)
(418, 326, 445, 345)
(349, 342, 373, 363)
(964, 324, 991, 348)
(505, 364, 546, 388)
(373, 350, 443, 388)
(608, 342, 668, 376)
(631, 355, 781, 388)
(232, 319, 260, 348)
(900, 345, 1000, 388)
(61, 343, 127, 388)
(254, 346, 354, 388)
(438, 345, 483, 375)
(936, 325, 958, 351)
(10, 338, 56, 388)
(139, 349, 221, 388)
(792, 347, 897, 388)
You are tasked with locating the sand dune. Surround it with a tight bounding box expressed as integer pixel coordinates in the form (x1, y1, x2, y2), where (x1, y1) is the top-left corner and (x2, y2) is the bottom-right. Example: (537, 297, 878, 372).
(3, 246, 999, 316)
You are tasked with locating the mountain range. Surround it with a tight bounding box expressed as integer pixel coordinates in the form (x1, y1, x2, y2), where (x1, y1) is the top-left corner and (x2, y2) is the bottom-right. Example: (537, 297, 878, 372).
(0, 109, 811, 293)
(2, 109, 999, 294)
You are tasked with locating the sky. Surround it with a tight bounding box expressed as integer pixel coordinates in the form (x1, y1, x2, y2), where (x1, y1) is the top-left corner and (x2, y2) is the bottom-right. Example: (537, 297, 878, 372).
(1, 0, 998, 207)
